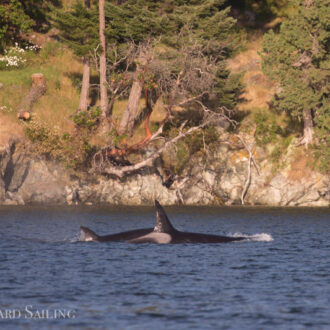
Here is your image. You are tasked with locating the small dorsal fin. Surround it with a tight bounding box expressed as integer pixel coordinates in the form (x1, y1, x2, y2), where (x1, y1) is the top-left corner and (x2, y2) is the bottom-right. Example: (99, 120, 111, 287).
(80, 226, 99, 241)
(154, 200, 176, 233)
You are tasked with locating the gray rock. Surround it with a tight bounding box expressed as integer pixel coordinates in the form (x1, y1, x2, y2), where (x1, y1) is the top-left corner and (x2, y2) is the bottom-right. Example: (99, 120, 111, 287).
(0, 135, 329, 206)
(0, 178, 5, 201)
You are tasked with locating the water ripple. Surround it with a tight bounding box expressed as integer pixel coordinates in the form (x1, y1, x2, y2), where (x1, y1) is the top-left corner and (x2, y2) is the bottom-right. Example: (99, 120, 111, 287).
(0, 206, 329, 329)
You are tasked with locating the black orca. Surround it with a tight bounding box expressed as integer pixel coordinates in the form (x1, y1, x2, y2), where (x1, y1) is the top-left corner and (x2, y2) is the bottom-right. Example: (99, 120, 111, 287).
(80, 200, 245, 244)
(80, 226, 153, 242)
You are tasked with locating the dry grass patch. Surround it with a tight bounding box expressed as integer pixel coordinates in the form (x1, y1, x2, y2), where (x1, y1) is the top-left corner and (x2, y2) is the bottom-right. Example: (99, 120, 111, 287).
(0, 113, 24, 146)
(288, 152, 312, 182)
(227, 35, 277, 113)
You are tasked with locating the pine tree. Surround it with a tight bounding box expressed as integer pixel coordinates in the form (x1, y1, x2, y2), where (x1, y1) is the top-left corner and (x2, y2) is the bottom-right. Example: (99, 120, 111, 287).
(261, 0, 329, 150)
(0, 0, 33, 52)
(0, 0, 62, 52)
(52, 1, 99, 110)
(105, 0, 241, 135)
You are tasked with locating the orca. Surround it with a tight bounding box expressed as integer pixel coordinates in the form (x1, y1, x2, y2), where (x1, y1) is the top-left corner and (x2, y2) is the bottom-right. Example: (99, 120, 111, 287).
(80, 200, 245, 244)
(80, 226, 153, 242)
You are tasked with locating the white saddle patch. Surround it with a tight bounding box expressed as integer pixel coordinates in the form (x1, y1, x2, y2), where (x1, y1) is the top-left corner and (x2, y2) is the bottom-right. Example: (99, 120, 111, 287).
(129, 232, 172, 244)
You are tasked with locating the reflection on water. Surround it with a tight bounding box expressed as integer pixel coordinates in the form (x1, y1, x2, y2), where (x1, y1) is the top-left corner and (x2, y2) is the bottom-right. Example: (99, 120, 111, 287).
(0, 205, 329, 329)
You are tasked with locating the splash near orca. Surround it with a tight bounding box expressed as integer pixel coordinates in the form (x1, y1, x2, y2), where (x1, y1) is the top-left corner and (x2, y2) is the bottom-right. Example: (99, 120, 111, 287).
(80, 200, 245, 244)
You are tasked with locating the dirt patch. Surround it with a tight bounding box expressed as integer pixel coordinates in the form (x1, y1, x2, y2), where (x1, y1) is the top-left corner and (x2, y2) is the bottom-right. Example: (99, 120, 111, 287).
(0, 114, 24, 146)
(288, 153, 312, 182)
(227, 36, 277, 112)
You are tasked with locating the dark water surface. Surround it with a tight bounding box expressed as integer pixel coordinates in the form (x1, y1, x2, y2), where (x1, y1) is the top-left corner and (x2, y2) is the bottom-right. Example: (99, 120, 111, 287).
(0, 205, 329, 329)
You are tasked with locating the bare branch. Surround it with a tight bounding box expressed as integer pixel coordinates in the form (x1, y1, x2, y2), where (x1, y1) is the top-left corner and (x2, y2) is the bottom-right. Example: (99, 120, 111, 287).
(237, 135, 260, 205)
(95, 116, 213, 178)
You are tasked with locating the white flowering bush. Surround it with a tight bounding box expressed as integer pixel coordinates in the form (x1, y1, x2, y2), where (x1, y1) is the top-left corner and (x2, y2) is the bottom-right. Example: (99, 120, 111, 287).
(0, 42, 41, 70)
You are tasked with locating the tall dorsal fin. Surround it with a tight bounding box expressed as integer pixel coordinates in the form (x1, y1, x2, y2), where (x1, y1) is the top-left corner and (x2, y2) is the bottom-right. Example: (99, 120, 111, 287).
(154, 200, 176, 233)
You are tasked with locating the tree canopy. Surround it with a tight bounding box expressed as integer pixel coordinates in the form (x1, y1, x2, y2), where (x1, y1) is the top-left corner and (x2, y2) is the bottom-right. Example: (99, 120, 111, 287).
(0, 0, 61, 52)
(52, 1, 99, 57)
(262, 0, 329, 167)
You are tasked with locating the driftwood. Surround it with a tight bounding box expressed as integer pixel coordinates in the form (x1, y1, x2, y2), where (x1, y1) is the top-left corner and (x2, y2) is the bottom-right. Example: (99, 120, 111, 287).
(17, 73, 46, 120)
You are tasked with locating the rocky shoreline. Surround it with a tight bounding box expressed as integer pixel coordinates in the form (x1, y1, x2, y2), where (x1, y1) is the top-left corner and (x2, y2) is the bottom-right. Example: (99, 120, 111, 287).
(0, 139, 329, 207)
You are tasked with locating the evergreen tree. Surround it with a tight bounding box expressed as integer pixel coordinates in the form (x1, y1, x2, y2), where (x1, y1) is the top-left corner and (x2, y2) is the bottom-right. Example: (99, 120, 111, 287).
(52, 1, 98, 58)
(261, 0, 329, 152)
(0, 0, 33, 52)
(0, 0, 62, 52)
(104, 0, 241, 135)
(53, 1, 99, 110)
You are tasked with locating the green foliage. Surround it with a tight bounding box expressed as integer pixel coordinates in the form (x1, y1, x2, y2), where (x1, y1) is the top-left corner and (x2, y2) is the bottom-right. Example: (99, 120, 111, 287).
(25, 118, 96, 170)
(269, 135, 293, 171)
(73, 107, 102, 128)
(52, 2, 99, 57)
(105, 0, 239, 53)
(0, 0, 61, 52)
(107, 128, 128, 148)
(185, 126, 219, 154)
(262, 0, 329, 161)
(254, 110, 282, 145)
(20, 0, 62, 31)
(168, 126, 219, 175)
(174, 141, 190, 175)
(0, 43, 40, 70)
(230, 0, 290, 21)
(105, 1, 165, 43)
(313, 137, 330, 174)
(39, 41, 62, 61)
(0, 0, 33, 52)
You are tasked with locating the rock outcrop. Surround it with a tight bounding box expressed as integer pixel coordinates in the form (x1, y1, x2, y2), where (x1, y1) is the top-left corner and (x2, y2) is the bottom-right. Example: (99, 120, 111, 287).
(0, 140, 68, 205)
(0, 138, 329, 206)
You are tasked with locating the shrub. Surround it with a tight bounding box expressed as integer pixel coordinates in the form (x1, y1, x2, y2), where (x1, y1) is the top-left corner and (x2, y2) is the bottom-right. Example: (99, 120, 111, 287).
(0, 43, 40, 70)
(73, 107, 101, 129)
(254, 110, 282, 146)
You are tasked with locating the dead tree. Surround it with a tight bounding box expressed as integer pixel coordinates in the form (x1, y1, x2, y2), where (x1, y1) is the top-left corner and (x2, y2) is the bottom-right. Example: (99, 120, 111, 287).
(79, 0, 91, 112)
(118, 42, 153, 136)
(99, 0, 108, 117)
(17, 73, 46, 120)
(92, 40, 237, 178)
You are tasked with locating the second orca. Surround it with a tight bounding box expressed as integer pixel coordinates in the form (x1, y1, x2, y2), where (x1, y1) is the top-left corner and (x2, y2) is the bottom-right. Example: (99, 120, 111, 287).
(80, 200, 245, 244)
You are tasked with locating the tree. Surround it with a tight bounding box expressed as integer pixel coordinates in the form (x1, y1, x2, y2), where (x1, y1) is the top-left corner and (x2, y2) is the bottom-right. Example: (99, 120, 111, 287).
(104, 0, 166, 135)
(261, 0, 329, 147)
(0, 0, 33, 52)
(99, 0, 108, 118)
(53, 0, 99, 111)
(92, 23, 243, 176)
(0, 0, 62, 53)
(104, 0, 240, 136)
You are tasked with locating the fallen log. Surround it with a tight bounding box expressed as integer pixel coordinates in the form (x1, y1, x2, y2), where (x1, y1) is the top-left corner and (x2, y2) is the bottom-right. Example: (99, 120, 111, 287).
(17, 73, 46, 120)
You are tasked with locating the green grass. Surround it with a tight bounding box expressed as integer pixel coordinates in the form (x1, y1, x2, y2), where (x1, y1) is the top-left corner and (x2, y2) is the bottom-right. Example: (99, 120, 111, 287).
(0, 41, 81, 135)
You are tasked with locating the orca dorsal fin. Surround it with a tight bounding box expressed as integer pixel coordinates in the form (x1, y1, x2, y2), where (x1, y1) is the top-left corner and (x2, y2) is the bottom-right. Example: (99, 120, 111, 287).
(80, 226, 100, 241)
(154, 200, 176, 233)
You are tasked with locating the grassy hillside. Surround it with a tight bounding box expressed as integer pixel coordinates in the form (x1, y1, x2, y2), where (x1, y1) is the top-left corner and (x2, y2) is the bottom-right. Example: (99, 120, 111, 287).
(0, 28, 325, 174)
(0, 35, 167, 160)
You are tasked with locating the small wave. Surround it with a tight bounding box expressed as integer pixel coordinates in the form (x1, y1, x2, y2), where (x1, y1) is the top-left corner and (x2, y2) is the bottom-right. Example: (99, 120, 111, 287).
(68, 232, 82, 243)
(231, 232, 273, 242)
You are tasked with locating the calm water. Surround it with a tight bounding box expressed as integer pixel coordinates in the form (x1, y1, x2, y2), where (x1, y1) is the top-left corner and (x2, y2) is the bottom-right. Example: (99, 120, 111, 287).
(0, 205, 329, 329)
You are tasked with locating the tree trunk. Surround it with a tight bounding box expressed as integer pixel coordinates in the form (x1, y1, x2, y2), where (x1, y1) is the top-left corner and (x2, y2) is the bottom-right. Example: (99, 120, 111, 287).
(99, 0, 108, 117)
(299, 108, 314, 147)
(17, 73, 46, 120)
(118, 46, 151, 136)
(79, 0, 91, 112)
(79, 56, 90, 111)
(118, 71, 143, 136)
